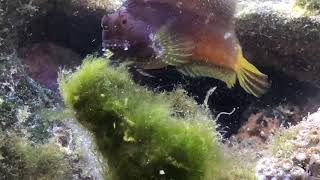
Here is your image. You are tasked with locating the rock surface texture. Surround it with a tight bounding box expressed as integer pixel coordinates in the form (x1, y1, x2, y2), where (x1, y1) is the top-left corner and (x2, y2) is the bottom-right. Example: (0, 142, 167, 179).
(237, 0, 320, 87)
(256, 110, 320, 179)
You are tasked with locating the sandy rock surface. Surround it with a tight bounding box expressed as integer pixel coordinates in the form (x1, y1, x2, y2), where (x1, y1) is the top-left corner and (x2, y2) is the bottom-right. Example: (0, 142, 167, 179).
(256, 110, 320, 178)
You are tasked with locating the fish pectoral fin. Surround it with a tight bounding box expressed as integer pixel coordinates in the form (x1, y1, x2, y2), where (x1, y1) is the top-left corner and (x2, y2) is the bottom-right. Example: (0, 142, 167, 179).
(151, 25, 195, 66)
(177, 64, 237, 88)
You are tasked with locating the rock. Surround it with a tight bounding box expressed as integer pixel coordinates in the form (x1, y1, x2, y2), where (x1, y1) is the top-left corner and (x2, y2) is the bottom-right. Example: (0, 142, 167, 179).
(256, 110, 320, 178)
(0, 0, 122, 179)
(235, 112, 282, 144)
(2, 0, 320, 179)
(295, 0, 320, 15)
(18, 42, 81, 91)
(236, 0, 320, 87)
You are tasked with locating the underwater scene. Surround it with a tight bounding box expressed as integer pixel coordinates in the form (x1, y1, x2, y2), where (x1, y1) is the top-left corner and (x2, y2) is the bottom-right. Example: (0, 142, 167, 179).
(0, 0, 320, 179)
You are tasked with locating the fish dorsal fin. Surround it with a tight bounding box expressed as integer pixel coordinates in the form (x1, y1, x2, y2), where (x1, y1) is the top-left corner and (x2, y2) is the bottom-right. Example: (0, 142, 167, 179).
(150, 24, 195, 66)
(178, 64, 237, 88)
(126, 0, 236, 24)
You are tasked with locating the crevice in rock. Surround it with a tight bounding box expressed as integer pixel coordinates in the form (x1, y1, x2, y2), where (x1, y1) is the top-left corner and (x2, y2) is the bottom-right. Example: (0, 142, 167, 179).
(130, 66, 320, 137)
(17, 2, 106, 57)
(17, 2, 107, 91)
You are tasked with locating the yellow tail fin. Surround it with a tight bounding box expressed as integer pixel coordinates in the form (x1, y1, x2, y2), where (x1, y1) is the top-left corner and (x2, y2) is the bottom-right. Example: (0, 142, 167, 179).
(235, 49, 270, 97)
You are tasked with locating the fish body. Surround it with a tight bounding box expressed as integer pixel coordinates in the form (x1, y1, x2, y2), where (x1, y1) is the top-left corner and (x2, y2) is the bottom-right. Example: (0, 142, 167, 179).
(101, 0, 270, 97)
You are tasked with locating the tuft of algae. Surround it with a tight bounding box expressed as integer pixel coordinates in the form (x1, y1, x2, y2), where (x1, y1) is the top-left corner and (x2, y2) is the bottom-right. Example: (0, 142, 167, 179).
(0, 132, 71, 179)
(59, 56, 255, 180)
(294, 0, 320, 15)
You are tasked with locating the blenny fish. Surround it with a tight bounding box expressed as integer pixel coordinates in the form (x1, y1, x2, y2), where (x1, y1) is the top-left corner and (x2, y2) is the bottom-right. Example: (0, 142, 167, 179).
(101, 0, 270, 97)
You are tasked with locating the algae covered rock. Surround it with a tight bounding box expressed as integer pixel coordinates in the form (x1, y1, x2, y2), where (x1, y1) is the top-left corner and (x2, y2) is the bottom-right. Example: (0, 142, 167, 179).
(0, 134, 71, 179)
(0, 50, 102, 179)
(59, 57, 226, 179)
(295, 0, 320, 15)
(256, 110, 320, 178)
(236, 0, 320, 87)
(59, 57, 257, 179)
(0, 0, 110, 178)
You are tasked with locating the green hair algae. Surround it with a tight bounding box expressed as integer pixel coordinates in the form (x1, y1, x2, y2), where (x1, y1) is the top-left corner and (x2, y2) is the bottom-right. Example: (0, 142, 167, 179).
(59, 57, 228, 180)
(295, 0, 320, 15)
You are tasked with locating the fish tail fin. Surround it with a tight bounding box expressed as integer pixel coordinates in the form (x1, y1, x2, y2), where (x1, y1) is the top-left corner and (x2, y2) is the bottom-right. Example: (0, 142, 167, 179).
(235, 48, 270, 97)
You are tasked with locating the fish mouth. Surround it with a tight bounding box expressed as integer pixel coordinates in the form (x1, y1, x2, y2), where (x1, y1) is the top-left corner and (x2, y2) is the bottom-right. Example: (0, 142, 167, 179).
(102, 39, 131, 51)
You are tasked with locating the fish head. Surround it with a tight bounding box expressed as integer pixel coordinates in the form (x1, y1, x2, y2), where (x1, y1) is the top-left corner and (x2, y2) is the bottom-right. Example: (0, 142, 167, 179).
(101, 8, 151, 55)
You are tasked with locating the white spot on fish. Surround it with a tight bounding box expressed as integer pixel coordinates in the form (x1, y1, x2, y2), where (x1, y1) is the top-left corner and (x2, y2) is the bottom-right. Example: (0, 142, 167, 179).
(176, 1, 183, 8)
(205, 13, 214, 24)
(224, 32, 232, 40)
